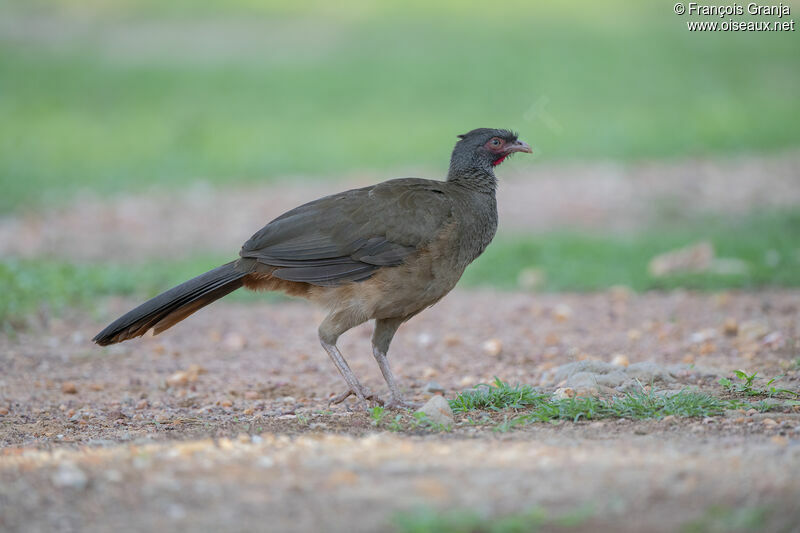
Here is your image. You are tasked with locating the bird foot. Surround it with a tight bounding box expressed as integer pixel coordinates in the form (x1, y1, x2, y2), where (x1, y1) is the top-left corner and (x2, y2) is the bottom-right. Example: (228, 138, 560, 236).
(382, 396, 421, 410)
(328, 387, 384, 410)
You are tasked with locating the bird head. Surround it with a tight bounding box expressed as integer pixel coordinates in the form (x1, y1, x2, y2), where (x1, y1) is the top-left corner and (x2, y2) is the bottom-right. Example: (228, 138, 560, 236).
(448, 128, 532, 182)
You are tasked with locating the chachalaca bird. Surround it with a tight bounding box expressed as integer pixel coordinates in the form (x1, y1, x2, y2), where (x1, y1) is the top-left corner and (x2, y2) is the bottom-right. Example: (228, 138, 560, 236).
(93, 128, 532, 408)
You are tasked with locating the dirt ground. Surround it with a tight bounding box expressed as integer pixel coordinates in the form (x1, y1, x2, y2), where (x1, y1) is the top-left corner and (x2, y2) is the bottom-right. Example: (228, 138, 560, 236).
(2, 156, 800, 532)
(1, 290, 799, 532)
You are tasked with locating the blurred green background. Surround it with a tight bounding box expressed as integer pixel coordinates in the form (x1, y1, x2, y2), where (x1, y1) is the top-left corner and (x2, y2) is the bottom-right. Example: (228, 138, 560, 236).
(1, 0, 799, 322)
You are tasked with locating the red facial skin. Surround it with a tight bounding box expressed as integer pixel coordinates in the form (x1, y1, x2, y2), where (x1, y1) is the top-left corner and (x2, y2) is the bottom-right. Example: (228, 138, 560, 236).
(485, 137, 533, 166)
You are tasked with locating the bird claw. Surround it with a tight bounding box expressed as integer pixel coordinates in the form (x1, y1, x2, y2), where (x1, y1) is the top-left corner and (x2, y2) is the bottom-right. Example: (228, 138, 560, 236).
(328, 387, 384, 410)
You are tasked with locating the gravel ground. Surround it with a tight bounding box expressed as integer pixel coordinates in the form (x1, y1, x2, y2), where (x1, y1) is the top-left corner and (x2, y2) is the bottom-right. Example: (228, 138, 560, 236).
(2, 155, 799, 531)
(1, 290, 799, 532)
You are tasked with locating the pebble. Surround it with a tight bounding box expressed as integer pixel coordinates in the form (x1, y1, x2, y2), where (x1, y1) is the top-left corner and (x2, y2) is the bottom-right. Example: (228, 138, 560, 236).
(61, 382, 78, 394)
(166, 371, 190, 387)
(459, 376, 477, 387)
(722, 318, 739, 336)
(424, 381, 445, 394)
(421, 367, 439, 379)
(762, 418, 778, 427)
(416, 396, 454, 427)
(0, 407, 8, 416)
(610, 354, 630, 367)
(482, 338, 503, 357)
(552, 387, 575, 400)
(442, 335, 461, 347)
(135, 400, 148, 410)
(552, 304, 573, 322)
(416, 333, 434, 348)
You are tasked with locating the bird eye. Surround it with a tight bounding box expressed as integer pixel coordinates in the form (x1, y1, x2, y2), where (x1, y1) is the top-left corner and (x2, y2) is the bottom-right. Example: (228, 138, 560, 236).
(490, 138, 502, 147)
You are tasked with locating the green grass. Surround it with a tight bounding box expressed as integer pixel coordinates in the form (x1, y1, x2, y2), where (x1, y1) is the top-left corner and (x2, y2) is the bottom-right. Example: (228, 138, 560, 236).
(1, 1, 799, 212)
(450, 382, 732, 430)
(2, 210, 798, 325)
(0, 255, 280, 326)
(392, 505, 594, 533)
(449, 378, 548, 413)
(463, 210, 800, 291)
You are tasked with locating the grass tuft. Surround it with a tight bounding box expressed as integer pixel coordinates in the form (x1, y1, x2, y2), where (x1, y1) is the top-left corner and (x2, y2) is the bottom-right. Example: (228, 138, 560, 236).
(449, 378, 547, 413)
(452, 380, 733, 431)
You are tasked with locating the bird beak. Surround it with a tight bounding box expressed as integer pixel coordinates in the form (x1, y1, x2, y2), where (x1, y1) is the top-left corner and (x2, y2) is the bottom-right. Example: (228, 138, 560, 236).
(508, 140, 533, 154)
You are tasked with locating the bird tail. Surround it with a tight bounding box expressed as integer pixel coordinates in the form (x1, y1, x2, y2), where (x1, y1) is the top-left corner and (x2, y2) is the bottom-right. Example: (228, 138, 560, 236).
(93, 261, 245, 346)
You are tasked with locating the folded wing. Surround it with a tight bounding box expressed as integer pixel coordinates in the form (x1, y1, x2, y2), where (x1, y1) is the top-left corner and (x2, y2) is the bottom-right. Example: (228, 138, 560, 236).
(239, 179, 453, 286)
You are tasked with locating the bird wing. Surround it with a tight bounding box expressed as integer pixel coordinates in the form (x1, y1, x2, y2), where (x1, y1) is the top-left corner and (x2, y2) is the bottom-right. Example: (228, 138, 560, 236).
(239, 179, 454, 286)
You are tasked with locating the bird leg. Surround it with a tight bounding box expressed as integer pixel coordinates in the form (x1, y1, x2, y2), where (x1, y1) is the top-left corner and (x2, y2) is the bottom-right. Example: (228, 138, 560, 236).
(319, 339, 381, 409)
(319, 311, 377, 410)
(372, 317, 419, 409)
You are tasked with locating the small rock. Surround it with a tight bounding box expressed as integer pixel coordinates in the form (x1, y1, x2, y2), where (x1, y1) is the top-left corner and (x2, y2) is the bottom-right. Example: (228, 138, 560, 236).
(0, 407, 8, 416)
(107, 409, 128, 420)
(689, 329, 716, 344)
(552, 304, 572, 322)
(220, 400, 233, 408)
(416, 333, 434, 348)
(762, 418, 778, 427)
(416, 396, 454, 427)
(610, 354, 630, 367)
(421, 367, 439, 379)
(442, 335, 461, 347)
(458, 376, 477, 387)
(722, 318, 739, 336)
(553, 387, 575, 400)
(167, 364, 206, 387)
(424, 381, 445, 394)
(166, 371, 190, 387)
(244, 391, 261, 400)
(52, 463, 88, 490)
(61, 382, 78, 394)
(482, 338, 503, 357)
(135, 400, 148, 410)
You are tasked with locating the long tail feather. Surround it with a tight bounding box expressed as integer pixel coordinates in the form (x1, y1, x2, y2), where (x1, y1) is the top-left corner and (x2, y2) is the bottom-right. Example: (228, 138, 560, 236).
(93, 261, 245, 346)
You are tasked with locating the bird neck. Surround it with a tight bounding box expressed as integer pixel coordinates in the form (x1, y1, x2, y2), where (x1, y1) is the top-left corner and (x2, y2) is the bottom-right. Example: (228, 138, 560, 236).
(446, 159, 497, 194)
